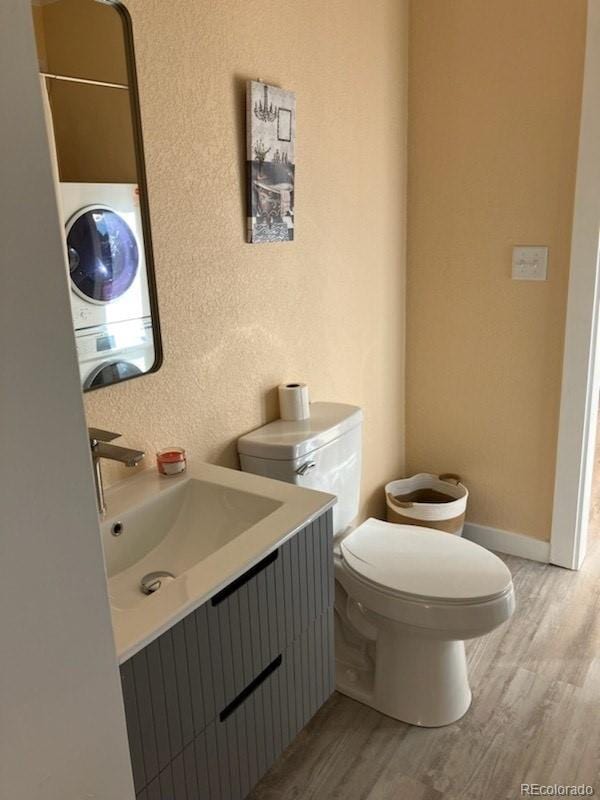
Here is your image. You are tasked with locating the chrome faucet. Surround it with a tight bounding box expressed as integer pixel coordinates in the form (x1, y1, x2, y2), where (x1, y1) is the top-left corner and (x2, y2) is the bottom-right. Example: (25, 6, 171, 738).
(89, 427, 145, 514)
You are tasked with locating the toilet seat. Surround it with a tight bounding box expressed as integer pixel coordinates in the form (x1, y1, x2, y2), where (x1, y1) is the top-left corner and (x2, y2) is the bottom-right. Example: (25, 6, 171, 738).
(340, 518, 513, 605)
(337, 518, 515, 639)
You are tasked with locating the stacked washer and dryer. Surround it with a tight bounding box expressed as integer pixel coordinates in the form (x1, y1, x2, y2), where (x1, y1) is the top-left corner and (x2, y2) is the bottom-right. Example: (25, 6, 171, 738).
(60, 182, 155, 390)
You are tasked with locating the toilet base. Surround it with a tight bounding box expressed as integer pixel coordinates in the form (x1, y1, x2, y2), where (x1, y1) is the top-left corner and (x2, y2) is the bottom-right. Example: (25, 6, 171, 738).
(379, 627, 472, 726)
(335, 609, 473, 727)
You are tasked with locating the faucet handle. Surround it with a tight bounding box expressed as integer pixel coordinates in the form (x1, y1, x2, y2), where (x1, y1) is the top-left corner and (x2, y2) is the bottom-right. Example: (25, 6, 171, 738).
(88, 427, 121, 444)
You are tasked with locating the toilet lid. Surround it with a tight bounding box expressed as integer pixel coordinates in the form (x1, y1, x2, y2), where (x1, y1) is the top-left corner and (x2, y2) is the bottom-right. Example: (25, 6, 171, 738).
(341, 518, 513, 603)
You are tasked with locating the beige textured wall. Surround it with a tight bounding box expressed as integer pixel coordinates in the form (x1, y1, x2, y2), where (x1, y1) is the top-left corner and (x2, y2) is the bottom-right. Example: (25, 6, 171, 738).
(84, 0, 408, 520)
(407, 0, 587, 541)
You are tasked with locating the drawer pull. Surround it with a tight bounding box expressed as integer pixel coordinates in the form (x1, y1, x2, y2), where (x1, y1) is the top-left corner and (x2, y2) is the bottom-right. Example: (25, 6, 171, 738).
(211, 548, 279, 606)
(219, 654, 282, 722)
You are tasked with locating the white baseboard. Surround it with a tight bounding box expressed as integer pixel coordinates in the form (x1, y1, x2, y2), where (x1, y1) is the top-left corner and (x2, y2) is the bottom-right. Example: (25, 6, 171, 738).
(463, 522, 550, 564)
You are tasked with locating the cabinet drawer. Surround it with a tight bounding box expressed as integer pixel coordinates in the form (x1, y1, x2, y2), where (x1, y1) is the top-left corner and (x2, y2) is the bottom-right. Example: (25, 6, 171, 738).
(135, 610, 334, 800)
(206, 510, 333, 712)
(121, 603, 216, 794)
(208, 610, 334, 800)
(138, 724, 218, 800)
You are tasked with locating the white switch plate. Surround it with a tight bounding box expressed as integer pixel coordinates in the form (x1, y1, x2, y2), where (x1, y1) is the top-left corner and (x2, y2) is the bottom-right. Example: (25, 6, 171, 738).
(512, 246, 548, 281)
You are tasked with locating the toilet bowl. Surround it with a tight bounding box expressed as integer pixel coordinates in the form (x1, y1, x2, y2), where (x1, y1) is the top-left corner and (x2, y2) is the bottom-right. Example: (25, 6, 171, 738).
(238, 402, 516, 727)
(334, 518, 515, 726)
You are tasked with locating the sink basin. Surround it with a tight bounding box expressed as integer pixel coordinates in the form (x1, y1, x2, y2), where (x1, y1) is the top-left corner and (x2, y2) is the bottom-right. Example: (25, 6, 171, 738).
(103, 479, 282, 610)
(100, 460, 335, 662)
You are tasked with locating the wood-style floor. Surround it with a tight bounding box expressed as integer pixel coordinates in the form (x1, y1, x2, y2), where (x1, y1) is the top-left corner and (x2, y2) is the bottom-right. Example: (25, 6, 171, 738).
(249, 472, 600, 798)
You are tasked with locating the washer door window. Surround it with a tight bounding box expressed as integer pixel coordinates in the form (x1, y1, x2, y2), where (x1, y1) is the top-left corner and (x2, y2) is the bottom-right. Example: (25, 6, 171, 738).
(84, 360, 143, 390)
(67, 205, 139, 304)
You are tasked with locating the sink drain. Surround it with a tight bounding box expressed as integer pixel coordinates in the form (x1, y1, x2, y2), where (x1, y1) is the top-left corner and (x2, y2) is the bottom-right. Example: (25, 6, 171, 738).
(140, 570, 175, 595)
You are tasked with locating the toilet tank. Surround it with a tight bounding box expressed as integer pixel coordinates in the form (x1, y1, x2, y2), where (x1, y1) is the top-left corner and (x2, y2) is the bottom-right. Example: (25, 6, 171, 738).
(238, 402, 363, 535)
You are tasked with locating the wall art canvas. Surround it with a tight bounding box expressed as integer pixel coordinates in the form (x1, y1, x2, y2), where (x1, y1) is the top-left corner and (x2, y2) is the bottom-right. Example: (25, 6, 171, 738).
(246, 80, 295, 243)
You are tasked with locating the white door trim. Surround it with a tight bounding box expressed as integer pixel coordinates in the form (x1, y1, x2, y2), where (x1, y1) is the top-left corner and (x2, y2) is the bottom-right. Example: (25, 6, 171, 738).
(550, 0, 600, 570)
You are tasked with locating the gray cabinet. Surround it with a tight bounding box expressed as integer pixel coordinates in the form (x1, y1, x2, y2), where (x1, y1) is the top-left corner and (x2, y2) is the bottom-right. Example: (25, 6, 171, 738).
(121, 509, 334, 799)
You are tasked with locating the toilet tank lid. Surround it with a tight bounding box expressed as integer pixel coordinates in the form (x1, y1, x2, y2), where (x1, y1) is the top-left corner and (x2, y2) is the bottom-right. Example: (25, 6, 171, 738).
(238, 402, 363, 461)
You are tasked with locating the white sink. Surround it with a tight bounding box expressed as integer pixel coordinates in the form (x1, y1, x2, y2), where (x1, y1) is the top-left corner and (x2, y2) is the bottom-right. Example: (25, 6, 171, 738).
(103, 479, 282, 610)
(100, 461, 335, 662)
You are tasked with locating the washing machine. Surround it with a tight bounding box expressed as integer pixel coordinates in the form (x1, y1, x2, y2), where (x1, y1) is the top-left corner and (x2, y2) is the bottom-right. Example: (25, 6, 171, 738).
(75, 317, 155, 390)
(59, 183, 151, 332)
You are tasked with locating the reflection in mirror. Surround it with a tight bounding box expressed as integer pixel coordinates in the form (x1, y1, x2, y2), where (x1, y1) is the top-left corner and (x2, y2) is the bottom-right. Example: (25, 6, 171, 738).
(31, 0, 162, 391)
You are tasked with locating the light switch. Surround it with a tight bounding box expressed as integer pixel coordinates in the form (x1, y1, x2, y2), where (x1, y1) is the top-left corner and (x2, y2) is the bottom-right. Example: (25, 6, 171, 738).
(512, 246, 548, 281)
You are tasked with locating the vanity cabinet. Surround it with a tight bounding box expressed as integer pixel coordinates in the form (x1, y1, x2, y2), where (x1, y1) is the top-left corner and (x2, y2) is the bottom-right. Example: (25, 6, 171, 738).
(120, 509, 334, 799)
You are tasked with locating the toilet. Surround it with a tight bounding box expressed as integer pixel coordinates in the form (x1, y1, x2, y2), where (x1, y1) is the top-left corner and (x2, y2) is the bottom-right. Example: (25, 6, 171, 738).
(238, 402, 515, 727)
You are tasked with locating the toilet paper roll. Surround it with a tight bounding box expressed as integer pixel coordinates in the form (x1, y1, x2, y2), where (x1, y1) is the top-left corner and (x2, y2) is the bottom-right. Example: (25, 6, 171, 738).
(278, 383, 310, 421)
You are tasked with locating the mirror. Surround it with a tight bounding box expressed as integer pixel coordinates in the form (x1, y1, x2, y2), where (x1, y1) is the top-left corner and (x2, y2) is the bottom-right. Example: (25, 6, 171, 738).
(31, 0, 162, 391)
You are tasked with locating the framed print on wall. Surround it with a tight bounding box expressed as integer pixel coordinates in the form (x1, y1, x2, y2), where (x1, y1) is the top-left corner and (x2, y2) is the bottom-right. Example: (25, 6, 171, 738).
(246, 80, 296, 243)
